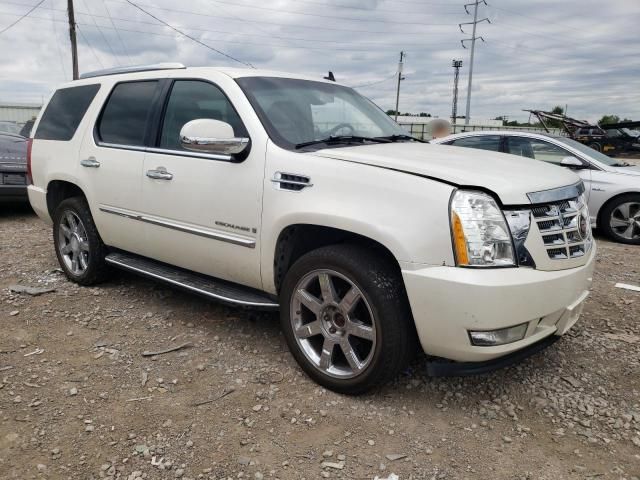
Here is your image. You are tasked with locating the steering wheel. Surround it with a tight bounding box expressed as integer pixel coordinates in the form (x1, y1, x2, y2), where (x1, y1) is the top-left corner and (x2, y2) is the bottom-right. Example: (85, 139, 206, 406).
(324, 123, 355, 137)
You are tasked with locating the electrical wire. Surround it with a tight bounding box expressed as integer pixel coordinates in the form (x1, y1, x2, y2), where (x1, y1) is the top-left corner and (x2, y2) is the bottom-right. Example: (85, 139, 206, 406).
(102, 0, 133, 64)
(122, 0, 254, 67)
(209, 0, 454, 26)
(49, 0, 68, 80)
(77, 22, 105, 68)
(0, 6, 459, 53)
(80, 0, 121, 65)
(351, 72, 399, 89)
(243, 0, 461, 15)
(107, 0, 453, 35)
(0, 0, 43, 35)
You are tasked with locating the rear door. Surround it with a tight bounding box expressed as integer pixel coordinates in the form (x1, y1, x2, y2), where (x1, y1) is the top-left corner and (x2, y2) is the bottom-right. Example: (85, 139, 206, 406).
(139, 78, 265, 288)
(78, 80, 164, 255)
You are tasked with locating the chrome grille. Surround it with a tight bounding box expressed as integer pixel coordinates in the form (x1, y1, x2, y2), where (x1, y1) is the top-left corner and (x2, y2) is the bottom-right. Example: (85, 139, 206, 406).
(531, 196, 591, 260)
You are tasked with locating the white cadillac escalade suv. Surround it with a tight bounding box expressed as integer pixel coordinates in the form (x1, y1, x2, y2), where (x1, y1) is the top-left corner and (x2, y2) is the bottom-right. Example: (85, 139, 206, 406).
(27, 64, 595, 394)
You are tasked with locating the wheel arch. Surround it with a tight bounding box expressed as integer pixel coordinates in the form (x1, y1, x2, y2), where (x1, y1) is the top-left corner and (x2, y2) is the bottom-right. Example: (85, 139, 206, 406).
(596, 190, 640, 228)
(271, 223, 402, 294)
(46, 180, 87, 219)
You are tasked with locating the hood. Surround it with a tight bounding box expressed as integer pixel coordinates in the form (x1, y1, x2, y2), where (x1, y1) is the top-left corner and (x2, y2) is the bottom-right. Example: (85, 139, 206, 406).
(309, 142, 580, 205)
(0, 133, 27, 168)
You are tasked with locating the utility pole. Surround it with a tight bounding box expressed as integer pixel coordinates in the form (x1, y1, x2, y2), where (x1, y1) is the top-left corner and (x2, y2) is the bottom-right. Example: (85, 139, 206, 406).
(67, 0, 79, 80)
(460, 0, 489, 126)
(394, 51, 405, 121)
(451, 59, 463, 133)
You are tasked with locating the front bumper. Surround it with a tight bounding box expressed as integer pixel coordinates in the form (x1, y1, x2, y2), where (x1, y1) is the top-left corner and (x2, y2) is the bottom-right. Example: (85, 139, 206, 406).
(402, 243, 596, 363)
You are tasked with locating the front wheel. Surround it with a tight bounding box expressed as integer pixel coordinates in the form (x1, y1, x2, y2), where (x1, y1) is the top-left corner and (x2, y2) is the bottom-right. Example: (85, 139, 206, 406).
(53, 196, 110, 285)
(600, 194, 640, 244)
(279, 244, 416, 395)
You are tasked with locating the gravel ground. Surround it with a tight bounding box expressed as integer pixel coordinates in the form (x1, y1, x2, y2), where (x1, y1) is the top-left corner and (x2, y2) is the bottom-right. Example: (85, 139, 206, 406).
(1, 206, 639, 480)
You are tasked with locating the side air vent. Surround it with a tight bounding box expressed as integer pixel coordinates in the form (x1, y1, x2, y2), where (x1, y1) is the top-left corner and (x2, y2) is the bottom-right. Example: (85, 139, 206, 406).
(271, 172, 313, 192)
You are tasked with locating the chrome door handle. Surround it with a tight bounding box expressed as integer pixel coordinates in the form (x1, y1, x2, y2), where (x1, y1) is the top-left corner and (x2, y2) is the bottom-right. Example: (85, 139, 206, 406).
(80, 157, 100, 168)
(146, 168, 173, 181)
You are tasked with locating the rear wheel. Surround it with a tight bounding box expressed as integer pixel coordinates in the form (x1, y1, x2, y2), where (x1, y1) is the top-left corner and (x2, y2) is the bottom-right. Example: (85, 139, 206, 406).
(600, 194, 640, 244)
(53, 196, 110, 285)
(279, 244, 416, 395)
(589, 142, 601, 152)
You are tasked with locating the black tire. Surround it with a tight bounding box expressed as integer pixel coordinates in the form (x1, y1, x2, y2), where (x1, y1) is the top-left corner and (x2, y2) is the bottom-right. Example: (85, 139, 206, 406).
(53, 196, 110, 285)
(279, 244, 417, 395)
(589, 142, 601, 152)
(599, 193, 640, 245)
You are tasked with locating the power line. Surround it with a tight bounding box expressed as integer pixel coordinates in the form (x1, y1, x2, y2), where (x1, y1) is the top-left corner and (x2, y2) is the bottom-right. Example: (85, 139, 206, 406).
(76, 22, 105, 68)
(79, 0, 121, 66)
(102, 0, 133, 64)
(0, 0, 43, 34)
(247, 0, 461, 15)
(209, 0, 455, 26)
(48, 0, 68, 80)
(351, 72, 398, 89)
(122, 0, 254, 68)
(0, 6, 459, 53)
(0, 1, 460, 47)
(108, 0, 454, 35)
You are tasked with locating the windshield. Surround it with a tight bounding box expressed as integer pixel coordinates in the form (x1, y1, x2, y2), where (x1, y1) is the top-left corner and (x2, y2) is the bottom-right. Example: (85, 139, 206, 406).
(236, 77, 406, 149)
(555, 136, 622, 166)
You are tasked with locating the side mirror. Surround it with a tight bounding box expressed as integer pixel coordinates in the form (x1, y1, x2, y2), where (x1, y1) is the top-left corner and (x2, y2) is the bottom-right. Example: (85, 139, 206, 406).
(179, 119, 249, 156)
(560, 156, 584, 168)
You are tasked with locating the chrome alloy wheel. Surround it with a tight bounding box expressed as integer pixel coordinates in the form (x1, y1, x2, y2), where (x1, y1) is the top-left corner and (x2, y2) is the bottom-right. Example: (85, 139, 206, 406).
(58, 211, 90, 275)
(290, 269, 377, 379)
(610, 202, 640, 240)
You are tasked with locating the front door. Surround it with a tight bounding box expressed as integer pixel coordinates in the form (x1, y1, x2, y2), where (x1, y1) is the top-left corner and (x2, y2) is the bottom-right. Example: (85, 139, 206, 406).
(140, 79, 264, 289)
(78, 80, 163, 255)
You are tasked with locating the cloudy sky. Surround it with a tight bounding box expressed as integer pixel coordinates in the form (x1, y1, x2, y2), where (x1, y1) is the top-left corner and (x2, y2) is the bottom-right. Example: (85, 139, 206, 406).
(0, 0, 638, 123)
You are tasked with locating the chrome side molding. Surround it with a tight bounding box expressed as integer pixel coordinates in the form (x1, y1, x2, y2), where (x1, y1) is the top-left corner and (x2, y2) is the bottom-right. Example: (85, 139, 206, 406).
(99, 206, 256, 248)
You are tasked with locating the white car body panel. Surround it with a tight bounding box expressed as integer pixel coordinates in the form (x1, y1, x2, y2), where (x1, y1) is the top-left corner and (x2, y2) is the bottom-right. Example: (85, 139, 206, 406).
(432, 130, 640, 227)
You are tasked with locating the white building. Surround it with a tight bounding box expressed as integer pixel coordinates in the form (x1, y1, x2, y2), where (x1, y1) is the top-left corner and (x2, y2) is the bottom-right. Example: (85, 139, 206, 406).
(0, 103, 42, 124)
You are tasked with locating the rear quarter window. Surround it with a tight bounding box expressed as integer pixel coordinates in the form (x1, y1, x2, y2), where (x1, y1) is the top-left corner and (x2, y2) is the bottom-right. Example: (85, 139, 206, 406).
(34, 84, 100, 141)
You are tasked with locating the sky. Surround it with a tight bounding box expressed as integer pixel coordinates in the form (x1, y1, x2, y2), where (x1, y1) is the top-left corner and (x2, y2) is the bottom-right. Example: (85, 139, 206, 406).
(0, 0, 638, 123)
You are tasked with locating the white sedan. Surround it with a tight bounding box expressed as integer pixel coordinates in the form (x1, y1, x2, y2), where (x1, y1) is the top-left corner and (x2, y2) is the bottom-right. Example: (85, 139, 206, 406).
(432, 131, 640, 244)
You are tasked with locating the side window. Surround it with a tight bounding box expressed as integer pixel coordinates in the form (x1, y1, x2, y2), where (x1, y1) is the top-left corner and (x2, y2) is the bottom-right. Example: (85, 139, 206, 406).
(35, 84, 100, 141)
(159, 80, 247, 150)
(98, 81, 158, 146)
(506, 137, 571, 165)
(450, 135, 501, 152)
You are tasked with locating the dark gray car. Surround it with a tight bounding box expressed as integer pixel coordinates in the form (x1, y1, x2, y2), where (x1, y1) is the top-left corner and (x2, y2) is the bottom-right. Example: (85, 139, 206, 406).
(0, 132, 28, 203)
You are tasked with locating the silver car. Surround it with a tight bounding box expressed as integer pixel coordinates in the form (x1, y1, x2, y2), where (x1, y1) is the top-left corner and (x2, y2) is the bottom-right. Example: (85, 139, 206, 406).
(432, 131, 640, 244)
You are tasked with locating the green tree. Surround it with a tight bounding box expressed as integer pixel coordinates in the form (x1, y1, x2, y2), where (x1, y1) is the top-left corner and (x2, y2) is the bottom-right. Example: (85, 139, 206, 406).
(599, 115, 621, 125)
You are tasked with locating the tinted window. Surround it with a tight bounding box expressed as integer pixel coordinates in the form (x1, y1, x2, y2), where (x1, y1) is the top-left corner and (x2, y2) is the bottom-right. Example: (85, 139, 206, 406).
(98, 81, 158, 146)
(35, 84, 100, 141)
(160, 80, 246, 150)
(450, 135, 501, 152)
(506, 137, 572, 165)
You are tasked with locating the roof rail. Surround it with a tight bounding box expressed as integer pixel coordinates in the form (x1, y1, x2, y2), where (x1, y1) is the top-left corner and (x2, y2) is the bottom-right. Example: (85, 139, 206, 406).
(79, 63, 186, 80)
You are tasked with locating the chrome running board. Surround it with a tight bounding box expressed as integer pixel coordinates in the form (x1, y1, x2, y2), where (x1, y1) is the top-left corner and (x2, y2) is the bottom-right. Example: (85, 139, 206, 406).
(105, 252, 278, 310)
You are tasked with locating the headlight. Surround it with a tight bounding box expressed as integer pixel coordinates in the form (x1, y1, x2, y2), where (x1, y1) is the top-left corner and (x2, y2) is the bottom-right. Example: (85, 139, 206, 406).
(450, 190, 515, 267)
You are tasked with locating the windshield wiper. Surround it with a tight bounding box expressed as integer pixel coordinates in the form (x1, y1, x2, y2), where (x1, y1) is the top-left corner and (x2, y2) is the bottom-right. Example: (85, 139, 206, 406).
(612, 162, 632, 167)
(375, 134, 426, 143)
(295, 135, 391, 150)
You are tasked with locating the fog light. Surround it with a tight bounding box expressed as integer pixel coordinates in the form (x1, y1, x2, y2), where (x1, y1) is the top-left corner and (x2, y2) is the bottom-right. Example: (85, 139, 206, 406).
(468, 323, 528, 346)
